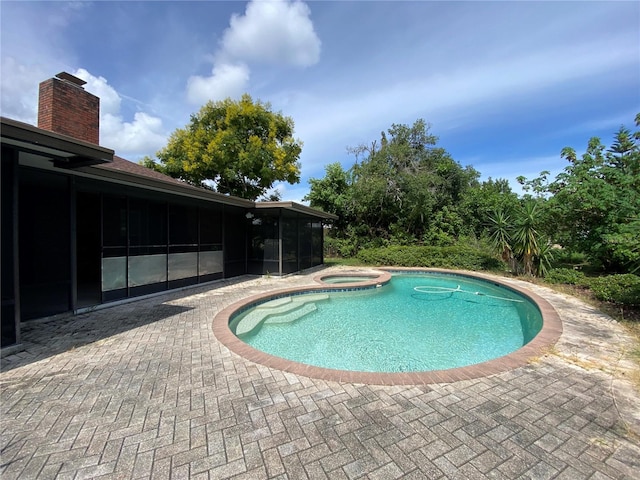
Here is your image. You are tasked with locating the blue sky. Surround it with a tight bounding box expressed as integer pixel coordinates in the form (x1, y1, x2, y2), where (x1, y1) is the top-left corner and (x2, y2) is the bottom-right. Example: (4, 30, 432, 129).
(1, 1, 638, 202)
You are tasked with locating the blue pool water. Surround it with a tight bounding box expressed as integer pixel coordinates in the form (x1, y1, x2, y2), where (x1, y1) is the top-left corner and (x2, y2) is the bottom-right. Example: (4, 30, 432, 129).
(229, 273, 543, 372)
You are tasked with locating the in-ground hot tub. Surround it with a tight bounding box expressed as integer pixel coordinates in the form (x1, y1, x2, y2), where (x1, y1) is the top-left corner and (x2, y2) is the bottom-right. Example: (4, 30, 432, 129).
(315, 270, 388, 286)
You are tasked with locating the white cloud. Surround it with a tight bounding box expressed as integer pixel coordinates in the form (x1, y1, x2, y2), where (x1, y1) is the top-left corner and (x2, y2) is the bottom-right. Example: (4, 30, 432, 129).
(100, 112, 167, 157)
(284, 35, 638, 163)
(221, 0, 320, 67)
(278, 25, 639, 196)
(0, 60, 167, 159)
(0, 57, 44, 122)
(186, 0, 321, 105)
(74, 69, 167, 158)
(75, 68, 121, 115)
(551, 111, 639, 140)
(186, 62, 250, 105)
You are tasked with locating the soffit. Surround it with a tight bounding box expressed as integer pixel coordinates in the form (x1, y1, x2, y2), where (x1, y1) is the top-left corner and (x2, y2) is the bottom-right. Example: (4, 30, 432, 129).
(1, 117, 113, 167)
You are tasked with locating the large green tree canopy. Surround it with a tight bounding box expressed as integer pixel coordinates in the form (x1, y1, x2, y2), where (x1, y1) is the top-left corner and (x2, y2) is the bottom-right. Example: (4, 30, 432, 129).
(543, 115, 640, 271)
(305, 119, 483, 248)
(307, 114, 639, 276)
(142, 94, 302, 200)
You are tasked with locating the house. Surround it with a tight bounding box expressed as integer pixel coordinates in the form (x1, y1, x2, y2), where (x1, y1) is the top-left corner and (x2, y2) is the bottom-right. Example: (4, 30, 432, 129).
(1, 72, 336, 354)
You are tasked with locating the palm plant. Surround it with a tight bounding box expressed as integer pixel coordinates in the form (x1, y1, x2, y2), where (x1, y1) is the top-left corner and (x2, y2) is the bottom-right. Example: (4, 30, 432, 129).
(534, 240, 555, 277)
(487, 209, 515, 272)
(487, 202, 554, 277)
(512, 201, 540, 276)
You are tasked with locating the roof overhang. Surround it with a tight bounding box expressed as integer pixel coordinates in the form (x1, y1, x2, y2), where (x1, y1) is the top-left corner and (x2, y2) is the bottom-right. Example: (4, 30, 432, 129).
(255, 201, 338, 220)
(1, 117, 114, 167)
(80, 162, 254, 209)
(1, 117, 335, 218)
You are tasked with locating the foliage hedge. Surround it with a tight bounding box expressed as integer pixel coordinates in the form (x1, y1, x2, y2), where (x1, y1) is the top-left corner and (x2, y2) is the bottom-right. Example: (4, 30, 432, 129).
(584, 274, 640, 306)
(551, 250, 588, 268)
(544, 268, 586, 285)
(356, 245, 505, 271)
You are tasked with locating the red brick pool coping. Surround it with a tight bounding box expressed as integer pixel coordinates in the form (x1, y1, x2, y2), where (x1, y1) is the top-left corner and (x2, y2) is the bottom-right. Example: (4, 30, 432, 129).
(212, 268, 563, 385)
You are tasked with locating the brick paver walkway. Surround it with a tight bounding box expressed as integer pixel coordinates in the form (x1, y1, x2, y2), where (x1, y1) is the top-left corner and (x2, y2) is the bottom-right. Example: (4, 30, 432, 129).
(1, 268, 639, 479)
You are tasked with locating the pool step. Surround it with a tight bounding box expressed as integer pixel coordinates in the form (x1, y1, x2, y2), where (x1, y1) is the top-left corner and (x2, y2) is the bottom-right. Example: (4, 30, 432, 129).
(264, 302, 317, 325)
(233, 294, 329, 336)
(254, 297, 292, 310)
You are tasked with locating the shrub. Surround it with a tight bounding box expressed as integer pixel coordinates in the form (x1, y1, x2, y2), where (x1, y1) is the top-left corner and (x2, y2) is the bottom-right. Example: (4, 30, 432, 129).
(544, 268, 586, 285)
(356, 245, 505, 271)
(585, 274, 640, 306)
(324, 236, 359, 258)
(551, 249, 588, 267)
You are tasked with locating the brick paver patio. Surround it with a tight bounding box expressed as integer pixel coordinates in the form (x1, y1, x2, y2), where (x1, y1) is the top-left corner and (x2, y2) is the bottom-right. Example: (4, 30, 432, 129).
(1, 267, 639, 479)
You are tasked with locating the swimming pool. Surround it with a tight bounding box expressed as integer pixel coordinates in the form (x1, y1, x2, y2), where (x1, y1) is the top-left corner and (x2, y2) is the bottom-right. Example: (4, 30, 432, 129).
(228, 272, 543, 373)
(213, 268, 562, 384)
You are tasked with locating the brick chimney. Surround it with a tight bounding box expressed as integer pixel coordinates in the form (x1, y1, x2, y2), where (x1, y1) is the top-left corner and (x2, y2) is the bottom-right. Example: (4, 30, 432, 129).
(38, 72, 100, 144)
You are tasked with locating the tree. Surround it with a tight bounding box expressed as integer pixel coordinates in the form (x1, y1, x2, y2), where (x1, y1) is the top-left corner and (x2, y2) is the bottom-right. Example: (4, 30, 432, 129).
(142, 94, 302, 200)
(608, 123, 639, 177)
(459, 177, 519, 238)
(306, 119, 479, 249)
(349, 119, 468, 243)
(525, 115, 640, 272)
(304, 163, 351, 231)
